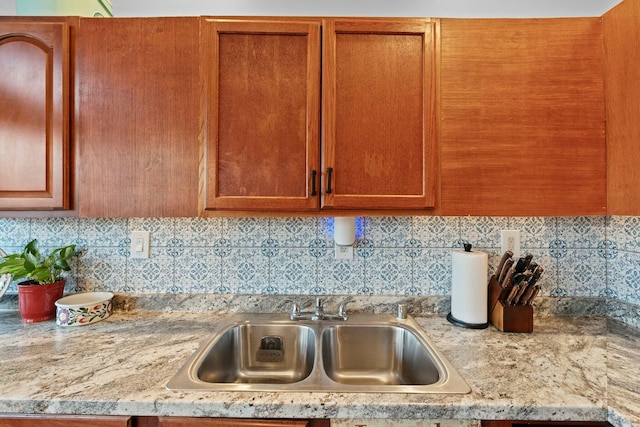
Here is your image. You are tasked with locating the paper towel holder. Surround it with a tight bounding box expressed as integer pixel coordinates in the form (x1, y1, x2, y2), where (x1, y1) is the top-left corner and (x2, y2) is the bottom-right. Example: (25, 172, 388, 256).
(447, 243, 489, 330)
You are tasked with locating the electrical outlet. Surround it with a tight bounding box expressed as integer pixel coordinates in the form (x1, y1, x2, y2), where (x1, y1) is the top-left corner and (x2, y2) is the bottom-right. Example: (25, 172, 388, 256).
(335, 245, 354, 260)
(501, 230, 521, 259)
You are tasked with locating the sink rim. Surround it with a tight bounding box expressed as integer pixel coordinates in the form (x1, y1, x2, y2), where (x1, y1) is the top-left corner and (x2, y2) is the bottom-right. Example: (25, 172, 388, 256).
(166, 312, 471, 394)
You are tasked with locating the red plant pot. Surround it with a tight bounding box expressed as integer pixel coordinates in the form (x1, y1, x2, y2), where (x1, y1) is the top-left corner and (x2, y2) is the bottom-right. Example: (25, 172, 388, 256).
(17, 280, 66, 323)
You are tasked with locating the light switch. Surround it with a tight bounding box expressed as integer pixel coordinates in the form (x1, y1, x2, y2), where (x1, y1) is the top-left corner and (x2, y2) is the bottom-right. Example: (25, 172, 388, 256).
(130, 231, 150, 259)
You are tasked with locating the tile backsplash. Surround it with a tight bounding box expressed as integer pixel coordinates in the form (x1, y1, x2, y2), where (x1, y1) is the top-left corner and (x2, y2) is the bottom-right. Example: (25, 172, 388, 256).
(0, 215, 638, 307)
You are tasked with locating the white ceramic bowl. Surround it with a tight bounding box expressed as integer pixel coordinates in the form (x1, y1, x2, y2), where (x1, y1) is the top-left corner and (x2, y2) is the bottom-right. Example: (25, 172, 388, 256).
(55, 292, 114, 326)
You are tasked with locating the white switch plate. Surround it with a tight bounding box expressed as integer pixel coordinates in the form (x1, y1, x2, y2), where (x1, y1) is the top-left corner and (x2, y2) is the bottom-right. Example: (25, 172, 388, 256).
(335, 245, 354, 260)
(130, 231, 150, 259)
(500, 230, 521, 259)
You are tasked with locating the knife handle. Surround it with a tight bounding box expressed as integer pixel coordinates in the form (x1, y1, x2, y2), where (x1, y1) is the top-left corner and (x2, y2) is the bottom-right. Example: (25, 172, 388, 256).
(514, 257, 528, 273)
(495, 250, 513, 280)
(500, 267, 515, 289)
(504, 284, 520, 305)
(524, 285, 541, 306)
(518, 283, 537, 306)
(498, 258, 514, 283)
(512, 282, 530, 305)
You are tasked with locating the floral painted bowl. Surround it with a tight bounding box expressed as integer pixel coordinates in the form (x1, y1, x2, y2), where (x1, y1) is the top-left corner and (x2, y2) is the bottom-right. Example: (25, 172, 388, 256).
(55, 292, 114, 327)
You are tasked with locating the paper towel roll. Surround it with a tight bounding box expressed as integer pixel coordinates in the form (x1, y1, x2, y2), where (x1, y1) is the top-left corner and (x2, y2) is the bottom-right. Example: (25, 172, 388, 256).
(450, 247, 489, 327)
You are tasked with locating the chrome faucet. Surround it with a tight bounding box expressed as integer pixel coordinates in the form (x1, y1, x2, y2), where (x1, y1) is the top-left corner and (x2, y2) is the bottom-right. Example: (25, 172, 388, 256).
(288, 297, 354, 321)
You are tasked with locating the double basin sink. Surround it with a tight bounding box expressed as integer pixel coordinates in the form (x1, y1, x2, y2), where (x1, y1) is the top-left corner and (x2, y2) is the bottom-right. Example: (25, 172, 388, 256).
(167, 312, 470, 394)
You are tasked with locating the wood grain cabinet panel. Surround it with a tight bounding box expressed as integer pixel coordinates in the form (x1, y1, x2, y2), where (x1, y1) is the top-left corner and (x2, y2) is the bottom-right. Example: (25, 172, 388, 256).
(322, 19, 437, 210)
(200, 18, 437, 214)
(200, 19, 321, 212)
(77, 18, 200, 217)
(157, 418, 309, 427)
(0, 415, 131, 427)
(440, 18, 606, 216)
(0, 21, 70, 210)
(604, 0, 640, 214)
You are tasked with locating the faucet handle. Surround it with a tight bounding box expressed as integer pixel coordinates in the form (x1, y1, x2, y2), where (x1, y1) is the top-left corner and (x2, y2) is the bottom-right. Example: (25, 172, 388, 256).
(281, 299, 301, 318)
(338, 297, 354, 318)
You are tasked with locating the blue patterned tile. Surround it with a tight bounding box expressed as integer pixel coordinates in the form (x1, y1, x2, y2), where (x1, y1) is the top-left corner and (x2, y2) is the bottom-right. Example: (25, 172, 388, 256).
(222, 248, 269, 293)
(508, 217, 557, 249)
(128, 218, 174, 248)
(271, 248, 317, 292)
(557, 249, 606, 297)
(607, 216, 640, 253)
(459, 216, 509, 249)
(364, 216, 411, 248)
(413, 248, 453, 295)
(127, 252, 174, 293)
(557, 216, 605, 249)
(30, 217, 78, 246)
(270, 217, 318, 248)
(607, 251, 640, 306)
(174, 217, 223, 247)
(316, 253, 365, 295)
(413, 216, 459, 248)
(224, 217, 269, 247)
(166, 238, 186, 258)
(81, 218, 128, 247)
(597, 239, 618, 260)
(174, 248, 221, 293)
(76, 247, 126, 293)
(261, 238, 280, 258)
(0, 218, 31, 247)
(365, 248, 411, 295)
(318, 217, 335, 247)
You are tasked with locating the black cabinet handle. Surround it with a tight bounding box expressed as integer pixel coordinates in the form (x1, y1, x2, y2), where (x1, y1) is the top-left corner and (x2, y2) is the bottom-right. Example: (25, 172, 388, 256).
(326, 167, 333, 194)
(310, 170, 317, 196)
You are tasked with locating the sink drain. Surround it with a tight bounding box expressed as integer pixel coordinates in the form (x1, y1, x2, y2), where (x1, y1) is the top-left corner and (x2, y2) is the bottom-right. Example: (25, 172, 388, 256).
(257, 335, 284, 362)
(256, 349, 284, 362)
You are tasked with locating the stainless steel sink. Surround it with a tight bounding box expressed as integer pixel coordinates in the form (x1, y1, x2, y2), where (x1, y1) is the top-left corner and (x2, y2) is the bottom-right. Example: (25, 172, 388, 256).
(321, 325, 440, 386)
(197, 323, 316, 384)
(167, 312, 470, 394)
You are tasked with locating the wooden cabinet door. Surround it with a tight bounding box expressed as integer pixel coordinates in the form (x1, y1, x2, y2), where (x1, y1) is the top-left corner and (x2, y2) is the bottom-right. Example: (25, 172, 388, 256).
(321, 19, 437, 210)
(440, 18, 606, 216)
(0, 415, 131, 427)
(77, 18, 200, 217)
(200, 19, 321, 212)
(157, 418, 309, 427)
(0, 22, 70, 210)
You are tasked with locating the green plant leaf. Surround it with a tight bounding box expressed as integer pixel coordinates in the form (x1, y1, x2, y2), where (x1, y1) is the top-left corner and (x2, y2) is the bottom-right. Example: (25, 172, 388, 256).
(55, 258, 70, 271)
(24, 239, 40, 257)
(23, 252, 39, 273)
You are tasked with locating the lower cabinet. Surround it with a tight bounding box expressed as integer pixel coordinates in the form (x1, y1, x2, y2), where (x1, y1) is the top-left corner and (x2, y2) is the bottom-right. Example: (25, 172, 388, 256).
(482, 421, 612, 427)
(0, 415, 131, 427)
(156, 418, 324, 427)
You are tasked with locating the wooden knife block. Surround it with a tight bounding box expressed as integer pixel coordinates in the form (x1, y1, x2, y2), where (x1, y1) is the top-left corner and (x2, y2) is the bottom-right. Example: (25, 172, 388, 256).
(487, 275, 533, 333)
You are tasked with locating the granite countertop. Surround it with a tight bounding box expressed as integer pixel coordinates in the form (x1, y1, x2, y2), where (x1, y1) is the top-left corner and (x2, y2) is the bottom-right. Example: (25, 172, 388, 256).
(0, 308, 638, 426)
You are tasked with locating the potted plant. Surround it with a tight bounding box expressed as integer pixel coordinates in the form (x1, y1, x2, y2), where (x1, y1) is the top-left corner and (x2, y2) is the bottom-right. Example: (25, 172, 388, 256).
(0, 239, 76, 323)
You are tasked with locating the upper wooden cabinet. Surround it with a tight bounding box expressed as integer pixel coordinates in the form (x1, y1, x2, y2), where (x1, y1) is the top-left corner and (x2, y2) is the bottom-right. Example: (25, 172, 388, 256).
(0, 21, 71, 210)
(440, 18, 606, 216)
(200, 19, 321, 212)
(77, 17, 200, 217)
(321, 19, 437, 210)
(200, 18, 438, 214)
(604, 0, 640, 215)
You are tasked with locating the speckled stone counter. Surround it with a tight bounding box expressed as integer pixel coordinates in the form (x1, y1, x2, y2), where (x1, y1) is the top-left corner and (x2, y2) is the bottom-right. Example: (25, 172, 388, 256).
(0, 307, 637, 427)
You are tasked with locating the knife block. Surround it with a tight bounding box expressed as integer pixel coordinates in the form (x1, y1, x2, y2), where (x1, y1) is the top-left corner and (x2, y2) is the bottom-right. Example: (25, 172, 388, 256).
(487, 275, 533, 333)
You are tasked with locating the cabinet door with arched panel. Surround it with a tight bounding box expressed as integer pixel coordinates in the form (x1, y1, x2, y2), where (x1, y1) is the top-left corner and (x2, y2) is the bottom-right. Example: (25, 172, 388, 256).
(0, 21, 70, 210)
